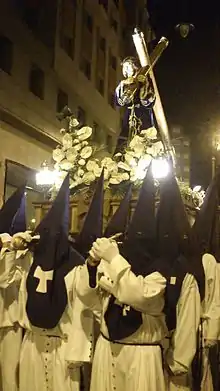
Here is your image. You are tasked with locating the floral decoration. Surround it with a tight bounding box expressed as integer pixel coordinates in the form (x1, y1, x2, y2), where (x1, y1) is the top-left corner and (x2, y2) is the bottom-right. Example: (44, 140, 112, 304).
(48, 110, 205, 208)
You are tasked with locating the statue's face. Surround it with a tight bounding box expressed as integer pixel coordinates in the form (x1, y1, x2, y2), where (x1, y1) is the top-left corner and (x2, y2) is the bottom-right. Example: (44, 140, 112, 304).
(122, 61, 136, 78)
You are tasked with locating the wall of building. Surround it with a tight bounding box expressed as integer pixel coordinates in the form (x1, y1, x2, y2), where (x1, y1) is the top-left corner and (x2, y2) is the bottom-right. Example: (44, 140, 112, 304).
(0, 120, 52, 205)
(0, 0, 125, 205)
(56, 0, 122, 150)
(172, 127, 190, 184)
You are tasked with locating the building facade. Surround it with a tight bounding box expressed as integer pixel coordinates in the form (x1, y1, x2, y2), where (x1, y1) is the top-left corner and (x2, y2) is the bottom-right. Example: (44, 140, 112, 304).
(0, 0, 129, 223)
(172, 126, 190, 184)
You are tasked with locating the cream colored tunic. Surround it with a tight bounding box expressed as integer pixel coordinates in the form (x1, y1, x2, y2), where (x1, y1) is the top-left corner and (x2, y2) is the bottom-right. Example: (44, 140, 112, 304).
(2, 249, 94, 391)
(76, 255, 168, 391)
(200, 253, 220, 391)
(0, 247, 23, 391)
(164, 273, 200, 391)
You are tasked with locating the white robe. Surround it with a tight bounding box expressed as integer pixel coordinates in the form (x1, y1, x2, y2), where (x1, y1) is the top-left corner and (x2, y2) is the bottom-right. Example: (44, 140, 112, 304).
(0, 247, 23, 391)
(76, 255, 168, 391)
(2, 249, 95, 391)
(200, 253, 220, 391)
(164, 273, 200, 391)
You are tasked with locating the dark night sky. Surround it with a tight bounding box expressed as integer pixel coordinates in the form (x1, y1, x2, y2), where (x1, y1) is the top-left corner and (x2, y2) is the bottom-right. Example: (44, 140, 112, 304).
(147, 0, 220, 187)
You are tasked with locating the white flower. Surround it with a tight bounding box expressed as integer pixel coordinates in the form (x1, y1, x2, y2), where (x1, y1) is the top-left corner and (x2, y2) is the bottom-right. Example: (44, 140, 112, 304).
(82, 172, 96, 184)
(54, 162, 60, 171)
(60, 159, 74, 170)
(72, 143, 82, 152)
(62, 133, 73, 150)
(81, 146, 93, 159)
(101, 157, 114, 167)
(94, 166, 102, 177)
(109, 176, 122, 185)
(129, 135, 143, 149)
(73, 176, 83, 185)
(60, 128, 66, 135)
(81, 141, 89, 147)
(125, 152, 135, 165)
(114, 152, 122, 158)
(104, 169, 110, 180)
(121, 172, 130, 181)
(52, 148, 65, 163)
(69, 117, 79, 128)
(117, 162, 131, 171)
(76, 126, 93, 140)
(69, 180, 77, 189)
(66, 147, 78, 163)
(146, 146, 154, 156)
(77, 168, 84, 177)
(73, 138, 80, 145)
(152, 141, 164, 155)
(141, 126, 157, 140)
(133, 143, 145, 157)
(86, 160, 99, 172)
(78, 159, 86, 166)
(108, 162, 118, 173)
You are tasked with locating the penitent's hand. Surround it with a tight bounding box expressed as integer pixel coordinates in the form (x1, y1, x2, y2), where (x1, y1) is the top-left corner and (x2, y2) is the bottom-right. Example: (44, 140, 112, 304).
(91, 238, 119, 264)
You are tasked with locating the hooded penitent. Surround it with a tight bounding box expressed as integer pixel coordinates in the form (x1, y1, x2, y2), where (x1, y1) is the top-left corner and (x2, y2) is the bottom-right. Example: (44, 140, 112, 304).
(104, 184, 132, 238)
(74, 170, 104, 258)
(26, 174, 84, 329)
(0, 186, 26, 235)
(191, 172, 220, 261)
(104, 164, 157, 341)
(156, 169, 205, 331)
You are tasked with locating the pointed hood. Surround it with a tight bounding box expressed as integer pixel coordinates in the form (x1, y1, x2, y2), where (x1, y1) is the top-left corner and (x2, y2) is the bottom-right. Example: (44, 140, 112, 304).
(10, 193, 26, 234)
(75, 170, 104, 257)
(119, 164, 156, 276)
(26, 174, 84, 329)
(156, 169, 191, 261)
(104, 184, 132, 238)
(191, 172, 220, 258)
(34, 174, 70, 244)
(157, 169, 205, 300)
(127, 164, 155, 241)
(0, 186, 26, 235)
(104, 166, 156, 341)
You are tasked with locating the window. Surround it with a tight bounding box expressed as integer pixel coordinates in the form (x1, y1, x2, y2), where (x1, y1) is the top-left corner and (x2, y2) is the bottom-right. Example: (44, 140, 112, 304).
(4, 160, 45, 227)
(100, 37, 106, 52)
(93, 122, 99, 141)
(77, 106, 86, 125)
(23, 5, 40, 31)
(99, 0, 108, 11)
(80, 57, 91, 80)
(111, 55, 117, 70)
(29, 64, 45, 99)
(0, 35, 13, 74)
(57, 89, 68, 113)
(60, 36, 74, 59)
(107, 134, 112, 153)
(110, 16, 118, 32)
(59, 0, 76, 58)
(84, 10, 93, 33)
(108, 91, 115, 108)
(97, 78, 104, 95)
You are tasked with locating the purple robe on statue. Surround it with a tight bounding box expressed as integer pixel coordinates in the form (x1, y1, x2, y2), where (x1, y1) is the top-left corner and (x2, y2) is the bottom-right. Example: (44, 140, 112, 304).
(115, 75, 155, 138)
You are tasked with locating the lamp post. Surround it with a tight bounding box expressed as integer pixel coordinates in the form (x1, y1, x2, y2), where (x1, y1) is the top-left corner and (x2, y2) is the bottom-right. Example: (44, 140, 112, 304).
(212, 135, 220, 178)
(36, 161, 58, 199)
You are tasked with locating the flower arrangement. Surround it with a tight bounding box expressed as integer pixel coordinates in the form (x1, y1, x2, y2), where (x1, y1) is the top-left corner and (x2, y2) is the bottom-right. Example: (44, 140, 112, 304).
(178, 182, 205, 209)
(48, 108, 205, 209)
(52, 112, 164, 191)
